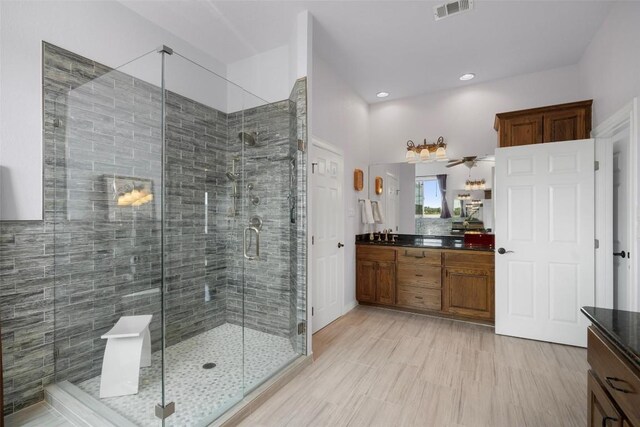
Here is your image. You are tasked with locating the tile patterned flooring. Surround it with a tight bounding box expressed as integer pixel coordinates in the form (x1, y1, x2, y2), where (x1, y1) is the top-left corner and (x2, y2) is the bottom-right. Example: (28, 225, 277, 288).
(77, 323, 298, 427)
(240, 305, 589, 427)
(4, 306, 589, 427)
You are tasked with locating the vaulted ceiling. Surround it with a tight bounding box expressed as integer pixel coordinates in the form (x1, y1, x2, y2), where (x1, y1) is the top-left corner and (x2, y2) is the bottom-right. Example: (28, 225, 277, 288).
(119, 0, 613, 103)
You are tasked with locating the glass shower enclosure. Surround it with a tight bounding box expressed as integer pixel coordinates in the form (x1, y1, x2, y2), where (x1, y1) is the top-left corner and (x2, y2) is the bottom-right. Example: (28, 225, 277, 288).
(47, 42, 307, 426)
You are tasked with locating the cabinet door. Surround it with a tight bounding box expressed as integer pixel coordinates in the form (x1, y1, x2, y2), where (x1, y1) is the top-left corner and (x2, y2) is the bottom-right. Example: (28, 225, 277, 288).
(376, 261, 396, 305)
(444, 267, 494, 320)
(356, 260, 377, 303)
(500, 114, 543, 147)
(543, 108, 587, 142)
(588, 371, 624, 427)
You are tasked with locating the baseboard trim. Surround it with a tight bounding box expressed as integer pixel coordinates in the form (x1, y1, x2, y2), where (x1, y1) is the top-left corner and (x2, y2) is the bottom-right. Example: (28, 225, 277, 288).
(343, 300, 358, 314)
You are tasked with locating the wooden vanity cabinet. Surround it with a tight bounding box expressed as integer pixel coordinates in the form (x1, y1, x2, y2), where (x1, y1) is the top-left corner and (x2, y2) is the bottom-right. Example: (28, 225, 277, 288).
(494, 100, 592, 148)
(588, 371, 624, 427)
(396, 248, 442, 311)
(356, 246, 396, 305)
(587, 327, 640, 427)
(356, 244, 495, 323)
(443, 251, 495, 321)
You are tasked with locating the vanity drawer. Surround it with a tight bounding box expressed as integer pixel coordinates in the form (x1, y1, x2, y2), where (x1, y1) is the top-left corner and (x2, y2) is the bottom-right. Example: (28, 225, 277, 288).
(356, 245, 396, 262)
(444, 251, 494, 268)
(397, 248, 441, 266)
(588, 327, 640, 426)
(397, 287, 441, 311)
(397, 265, 441, 289)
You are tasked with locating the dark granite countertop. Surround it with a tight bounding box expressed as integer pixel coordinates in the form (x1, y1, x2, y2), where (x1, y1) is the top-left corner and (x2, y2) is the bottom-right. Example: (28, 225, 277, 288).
(355, 234, 494, 252)
(581, 306, 640, 368)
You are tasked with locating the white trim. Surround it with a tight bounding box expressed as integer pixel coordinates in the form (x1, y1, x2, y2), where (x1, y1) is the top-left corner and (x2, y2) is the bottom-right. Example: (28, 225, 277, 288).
(309, 136, 346, 333)
(343, 300, 358, 314)
(592, 98, 639, 310)
(312, 136, 344, 156)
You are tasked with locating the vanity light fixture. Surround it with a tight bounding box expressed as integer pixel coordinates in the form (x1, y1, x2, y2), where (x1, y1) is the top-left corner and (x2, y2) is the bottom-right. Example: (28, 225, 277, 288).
(464, 179, 486, 191)
(376, 91, 390, 98)
(459, 73, 475, 81)
(405, 136, 447, 163)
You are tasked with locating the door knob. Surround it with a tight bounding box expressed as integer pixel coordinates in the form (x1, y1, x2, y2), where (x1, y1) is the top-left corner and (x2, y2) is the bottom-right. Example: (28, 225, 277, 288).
(613, 251, 626, 258)
(337, 242, 344, 248)
(497, 248, 514, 255)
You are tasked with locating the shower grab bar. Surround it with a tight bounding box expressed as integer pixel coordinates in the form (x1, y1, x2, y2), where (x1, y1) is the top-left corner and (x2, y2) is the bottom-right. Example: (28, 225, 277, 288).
(243, 226, 260, 260)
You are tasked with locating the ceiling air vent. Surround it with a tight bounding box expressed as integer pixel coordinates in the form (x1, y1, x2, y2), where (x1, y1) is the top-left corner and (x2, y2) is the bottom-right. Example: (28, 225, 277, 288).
(434, 0, 474, 21)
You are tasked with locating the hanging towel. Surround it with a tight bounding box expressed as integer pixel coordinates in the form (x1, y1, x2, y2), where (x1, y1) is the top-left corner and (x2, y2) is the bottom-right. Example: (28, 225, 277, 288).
(361, 199, 375, 224)
(372, 201, 385, 224)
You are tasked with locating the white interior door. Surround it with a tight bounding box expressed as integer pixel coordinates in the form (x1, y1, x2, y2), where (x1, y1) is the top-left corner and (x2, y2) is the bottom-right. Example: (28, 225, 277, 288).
(311, 140, 344, 333)
(613, 131, 632, 309)
(495, 139, 595, 347)
(385, 173, 399, 232)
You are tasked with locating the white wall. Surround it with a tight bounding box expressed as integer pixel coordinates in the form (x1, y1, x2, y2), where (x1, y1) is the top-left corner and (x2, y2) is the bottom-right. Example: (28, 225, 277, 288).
(227, 45, 290, 112)
(368, 65, 585, 164)
(579, 1, 640, 126)
(398, 163, 415, 234)
(579, 1, 640, 310)
(0, 0, 227, 220)
(311, 54, 370, 312)
(227, 10, 311, 112)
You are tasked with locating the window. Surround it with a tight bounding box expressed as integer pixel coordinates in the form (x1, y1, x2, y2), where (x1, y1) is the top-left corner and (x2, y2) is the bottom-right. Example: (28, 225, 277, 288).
(415, 177, 441, 218)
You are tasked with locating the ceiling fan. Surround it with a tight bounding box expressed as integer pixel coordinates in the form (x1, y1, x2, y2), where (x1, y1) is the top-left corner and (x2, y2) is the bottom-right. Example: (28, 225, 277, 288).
(445, 154, 495, 169)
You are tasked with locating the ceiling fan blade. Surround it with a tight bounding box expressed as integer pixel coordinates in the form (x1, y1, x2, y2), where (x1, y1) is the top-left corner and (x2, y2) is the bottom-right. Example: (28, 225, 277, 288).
(476, 154, 495, 162)
(446, 160, 464, 168)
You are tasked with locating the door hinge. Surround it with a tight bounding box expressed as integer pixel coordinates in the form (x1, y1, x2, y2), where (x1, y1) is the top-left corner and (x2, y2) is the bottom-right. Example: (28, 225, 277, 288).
(297, 321, 306, 335)
(312, 235, 314, 245)
(595, 239, 599, 249)
(155, 402, 175, 420)
(594, 161, 599, 171)
(312, 162, 318, 173)
(312, 307, 314, 316)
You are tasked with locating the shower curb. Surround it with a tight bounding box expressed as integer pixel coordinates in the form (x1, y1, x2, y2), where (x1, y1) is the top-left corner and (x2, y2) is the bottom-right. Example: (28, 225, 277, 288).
(45, 381, 137, 427)
(212, 354, 313, 427)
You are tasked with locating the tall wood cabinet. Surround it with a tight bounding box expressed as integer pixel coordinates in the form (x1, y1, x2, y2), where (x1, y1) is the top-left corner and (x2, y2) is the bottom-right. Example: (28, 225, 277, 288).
(494, 100, 592, 148)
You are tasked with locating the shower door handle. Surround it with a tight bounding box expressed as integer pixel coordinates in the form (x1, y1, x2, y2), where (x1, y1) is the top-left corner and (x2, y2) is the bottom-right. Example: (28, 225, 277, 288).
(243, 227, 260, 260)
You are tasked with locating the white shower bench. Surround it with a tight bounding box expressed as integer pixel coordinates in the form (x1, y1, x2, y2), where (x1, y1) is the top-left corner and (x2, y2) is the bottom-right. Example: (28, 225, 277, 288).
(99, 315, 152, 398)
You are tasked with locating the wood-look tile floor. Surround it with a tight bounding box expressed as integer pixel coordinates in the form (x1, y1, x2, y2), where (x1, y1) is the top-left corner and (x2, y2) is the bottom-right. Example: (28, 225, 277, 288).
(239, 305, 588, 427)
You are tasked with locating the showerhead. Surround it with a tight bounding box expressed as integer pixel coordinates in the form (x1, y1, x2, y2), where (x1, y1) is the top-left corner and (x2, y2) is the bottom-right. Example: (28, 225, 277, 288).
(238, 131, 257, 147)
(226, 172, 239, 181)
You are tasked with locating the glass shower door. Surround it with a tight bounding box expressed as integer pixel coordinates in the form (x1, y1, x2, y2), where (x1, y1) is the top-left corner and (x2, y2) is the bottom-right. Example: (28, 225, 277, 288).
(161, 52, 246, 426)
(50, 43, 164, 426)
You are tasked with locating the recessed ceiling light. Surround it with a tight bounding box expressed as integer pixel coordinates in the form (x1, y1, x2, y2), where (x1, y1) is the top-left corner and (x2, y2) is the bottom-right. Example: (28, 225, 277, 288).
(376, 91, 390, 98)
(459, 73, 475, 81)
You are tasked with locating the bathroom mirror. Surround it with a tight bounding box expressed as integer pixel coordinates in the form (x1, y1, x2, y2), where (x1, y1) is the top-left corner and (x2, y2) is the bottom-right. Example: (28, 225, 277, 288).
(368, 160, 494, 235)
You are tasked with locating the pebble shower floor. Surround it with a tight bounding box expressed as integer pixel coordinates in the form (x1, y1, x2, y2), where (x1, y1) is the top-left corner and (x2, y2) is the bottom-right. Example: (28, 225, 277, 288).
(77, 324, 299, 426)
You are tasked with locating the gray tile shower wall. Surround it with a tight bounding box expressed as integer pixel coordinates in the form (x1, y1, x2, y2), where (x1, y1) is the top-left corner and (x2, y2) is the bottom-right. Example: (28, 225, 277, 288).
(0, 43, 308, 415)
(225, 101, 294, 338)
(290, 78, 307, 354)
